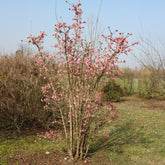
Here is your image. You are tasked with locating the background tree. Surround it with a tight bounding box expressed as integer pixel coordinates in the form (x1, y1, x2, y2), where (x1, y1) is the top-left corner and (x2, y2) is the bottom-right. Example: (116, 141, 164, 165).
(134, 36, 165, 99)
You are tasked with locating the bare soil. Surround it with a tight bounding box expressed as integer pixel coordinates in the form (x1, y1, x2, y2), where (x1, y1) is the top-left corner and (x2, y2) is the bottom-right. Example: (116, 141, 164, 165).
(9, 149, 93, 165)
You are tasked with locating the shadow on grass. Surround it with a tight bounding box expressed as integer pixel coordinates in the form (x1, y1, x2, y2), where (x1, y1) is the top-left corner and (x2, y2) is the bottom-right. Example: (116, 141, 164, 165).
(89, 120, 151, 154)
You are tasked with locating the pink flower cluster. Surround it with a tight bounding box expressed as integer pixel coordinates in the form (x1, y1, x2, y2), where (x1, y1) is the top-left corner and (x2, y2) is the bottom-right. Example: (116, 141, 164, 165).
(28, 0, 138, 158)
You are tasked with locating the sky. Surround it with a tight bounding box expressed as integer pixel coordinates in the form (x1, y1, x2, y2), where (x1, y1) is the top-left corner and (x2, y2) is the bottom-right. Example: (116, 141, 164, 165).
(0, 0, 165, 68)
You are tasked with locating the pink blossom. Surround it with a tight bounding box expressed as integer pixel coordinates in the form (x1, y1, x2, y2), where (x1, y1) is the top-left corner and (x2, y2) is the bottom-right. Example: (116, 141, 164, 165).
(28, 0, 138, 158)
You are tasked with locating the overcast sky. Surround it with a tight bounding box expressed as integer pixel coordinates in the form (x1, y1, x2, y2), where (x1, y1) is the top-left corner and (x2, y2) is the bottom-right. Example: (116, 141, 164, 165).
(0, 0, 165, 68)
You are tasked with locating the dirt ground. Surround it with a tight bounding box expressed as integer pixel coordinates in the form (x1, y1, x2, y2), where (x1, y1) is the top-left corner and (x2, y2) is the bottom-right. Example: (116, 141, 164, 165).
(9, 149, 93, 165)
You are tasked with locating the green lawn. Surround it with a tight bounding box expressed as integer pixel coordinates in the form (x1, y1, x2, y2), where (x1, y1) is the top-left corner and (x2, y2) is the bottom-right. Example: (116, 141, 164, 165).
(0, 96, 165, 165)
(90, 97, 165, 164)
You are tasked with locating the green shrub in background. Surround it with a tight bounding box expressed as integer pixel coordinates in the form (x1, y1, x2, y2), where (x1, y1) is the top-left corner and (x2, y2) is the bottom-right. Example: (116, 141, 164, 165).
(138, 69, 165, 100)
(138, 70, 152, 98)
(102, 68, 165, 101)
(103, 79, 124, 102)
(119, 68, 138, 95)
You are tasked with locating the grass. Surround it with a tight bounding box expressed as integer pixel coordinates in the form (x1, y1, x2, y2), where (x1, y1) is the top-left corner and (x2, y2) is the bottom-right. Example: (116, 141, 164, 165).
(90, 96, 165, 165)
(0, 96, 165, 164)
(0, 135, 58, 164)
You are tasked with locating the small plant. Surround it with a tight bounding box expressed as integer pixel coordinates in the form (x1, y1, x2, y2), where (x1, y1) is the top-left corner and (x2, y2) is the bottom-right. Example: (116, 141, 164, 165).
(28, 0, 138, 160)
(103, 79, 123, 102)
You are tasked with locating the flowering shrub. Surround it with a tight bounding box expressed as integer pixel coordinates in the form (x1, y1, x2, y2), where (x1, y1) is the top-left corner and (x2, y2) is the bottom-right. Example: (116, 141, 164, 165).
(28, 1, 138, 160)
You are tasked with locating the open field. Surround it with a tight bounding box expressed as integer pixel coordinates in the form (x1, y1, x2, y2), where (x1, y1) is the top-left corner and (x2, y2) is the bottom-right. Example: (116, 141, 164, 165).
(0, 96, 165, 165)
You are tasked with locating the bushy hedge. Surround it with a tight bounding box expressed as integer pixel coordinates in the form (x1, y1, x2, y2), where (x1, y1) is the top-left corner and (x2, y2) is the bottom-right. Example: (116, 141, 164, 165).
(0, 51, 58, 132)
